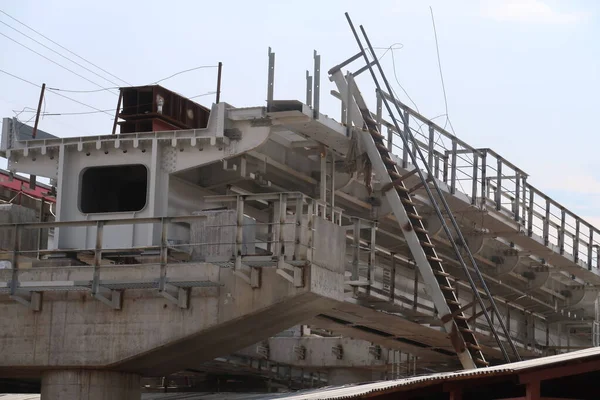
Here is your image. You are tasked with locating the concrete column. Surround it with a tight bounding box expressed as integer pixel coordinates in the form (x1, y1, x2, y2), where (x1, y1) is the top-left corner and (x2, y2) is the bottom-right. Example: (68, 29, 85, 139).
(41, 370, 140, 400)
(328, 368, 375, 385)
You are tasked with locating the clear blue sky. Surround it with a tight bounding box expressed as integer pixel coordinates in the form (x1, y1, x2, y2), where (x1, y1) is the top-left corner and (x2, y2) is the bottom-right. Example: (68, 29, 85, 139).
(0, 0, 598, 225)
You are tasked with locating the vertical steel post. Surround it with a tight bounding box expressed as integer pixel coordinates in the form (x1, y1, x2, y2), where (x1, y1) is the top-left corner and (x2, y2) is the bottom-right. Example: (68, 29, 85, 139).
(368, 223, 376, 294)
(559, 209, 566, 255)
(471, 154, 478, 206)
(235, 196, 244, 271)
(313, 50, 320, 118)
(32, 83, 46, 139)
(412, 265, 418, 312)
(574, 219, 580, 262)
(216, 61, 223, 104)
(543, 198, 550, 246)
(352, 218, 360, 281)
(330, 152, 336, 218)
(305, 71, 313, 107)
(278, 193, 287, 269)
(376, 91, 382, 134)
(320, 148, 327, 203)
(588, 227, 594, 271)
(428, 125, 434, 174)
(10, 224, 21, 296)
(480, 150, 487, 207)
(514, 173, 521, 222)
(528, 190, 534, 237)
(294, 196, 304, 261)
(267, 48, 275, 110)
(112, 89, 123, 135)
(387, 127, 393, 152)
(402, 109, 409, 168)
(450, 140, 457, 195)
(36, 197, 44, 260)
(389, 253, 396, 302)
(495, 159, 502, 211)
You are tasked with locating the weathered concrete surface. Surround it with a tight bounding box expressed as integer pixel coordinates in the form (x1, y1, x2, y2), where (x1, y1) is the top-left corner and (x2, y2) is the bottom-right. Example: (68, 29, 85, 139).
(41, 370, 140, 400)
(328, 368, 381, 385)
(0, 260, 344, 377)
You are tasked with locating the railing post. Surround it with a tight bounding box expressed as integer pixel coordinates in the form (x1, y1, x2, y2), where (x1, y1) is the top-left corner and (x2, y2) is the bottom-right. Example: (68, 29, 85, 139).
(480, 150, 487, 207)
(443, 154, 449, 184)
(10, 224, 21, 296)
(306, 199, 315, 262)
(368, 222, 376, 292)
(387, 126, 393, 152)
(313, 50, 320, 118)
(588, 227, 594, 271)
(235, 196, 244, 271)
(471, 153, 478, 206)
(574, 219, 580, 262)
(527, 189, 534, 237)
(495, 158, 502, 211)
(434, 154, 440, 180)
(428, 125, 435, 172)
(278, 193, 288, 269)
(514, 173, 521, 222)
(376, 91, 382, 134)
(402, 107, 409, 168)
(522, 176, 528, 226)
(267, 47, 275, 110)
(559, 209, 566, 255)
(352, 218, 360, 281)
(450, 140, 457, 195)
(294, 195, 304, 260)
(389, 253, 396, 302)
(543, 198, 550, 246)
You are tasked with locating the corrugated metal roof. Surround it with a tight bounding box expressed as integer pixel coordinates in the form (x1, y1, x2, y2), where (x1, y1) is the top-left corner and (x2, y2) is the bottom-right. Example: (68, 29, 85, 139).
(3, 347, 600, 400)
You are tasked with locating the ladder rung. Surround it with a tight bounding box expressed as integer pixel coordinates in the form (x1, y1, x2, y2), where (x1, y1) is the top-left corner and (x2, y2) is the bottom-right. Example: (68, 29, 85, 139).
(466, 343, 482, 351)
(376, 143, 388, 152)
(474, 358, 489, 367)
(369, 129, 385, 139)
(383, 157, 397, 166)
(454, 314, 468, 320)
(447, 299, 461, 306)
(389, 170, 401, 179)
(420, 241, 435, 248)
(414, 226, 428, 234)
(428, 255, 443, 263)
(440, 285, 456, 292)
(395, 185, 409, 193)
(460, 328, 475, 334)
(401, 197, 416, 206)
(408, 213, 423, 220)
(433, 270, 450, 278)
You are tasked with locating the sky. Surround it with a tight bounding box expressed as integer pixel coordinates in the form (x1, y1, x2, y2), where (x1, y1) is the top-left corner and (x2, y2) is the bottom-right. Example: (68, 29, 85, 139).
(0, 0, 599, 225)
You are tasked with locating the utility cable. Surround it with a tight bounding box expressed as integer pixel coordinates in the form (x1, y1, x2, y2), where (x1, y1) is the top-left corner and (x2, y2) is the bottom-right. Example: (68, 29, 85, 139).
(0, 68, 113, 117)
(0, 31, 118, 95)
(152, 65, 218, 84)
(0, 9, 131, 86)
(429, 6, 456, 134)
(0, 20, 122, 89)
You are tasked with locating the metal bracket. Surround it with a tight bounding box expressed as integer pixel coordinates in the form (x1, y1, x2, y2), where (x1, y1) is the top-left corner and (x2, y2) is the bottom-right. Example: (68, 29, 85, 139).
(10, 291, 41, 311)
(233, 264, 261, 288)
(159, 282, 190, 309)
(276, 261, 303, 287)
(92, 286, 122, 310)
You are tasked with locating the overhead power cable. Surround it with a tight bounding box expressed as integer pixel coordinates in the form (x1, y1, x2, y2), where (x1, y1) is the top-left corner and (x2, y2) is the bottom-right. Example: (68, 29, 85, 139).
(0, 9, 131, 86)
(153, 65, 218, 84)
(0, 68, 113, 117)
(0, 20, 122, 89)
(0, 31, 118, 95)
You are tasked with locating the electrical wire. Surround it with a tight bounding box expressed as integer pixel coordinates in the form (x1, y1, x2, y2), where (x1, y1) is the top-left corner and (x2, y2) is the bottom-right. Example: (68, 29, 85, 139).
(0, 20, 123, 89)
(429, 6, 456, 134)
(0, 68, 113, 117)
(47, 86, 119, 93)
(152, 65, 218, 84)
(0, 9, 131, 86)
(0, 31, 118, 95)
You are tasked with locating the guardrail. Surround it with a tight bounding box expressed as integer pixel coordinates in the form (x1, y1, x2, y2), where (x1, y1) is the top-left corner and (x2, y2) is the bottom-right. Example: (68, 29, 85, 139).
(332, 89, 600, 273)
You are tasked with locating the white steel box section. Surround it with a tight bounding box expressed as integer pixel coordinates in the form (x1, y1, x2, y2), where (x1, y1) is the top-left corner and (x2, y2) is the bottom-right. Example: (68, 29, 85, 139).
(1, 104, 272, 251)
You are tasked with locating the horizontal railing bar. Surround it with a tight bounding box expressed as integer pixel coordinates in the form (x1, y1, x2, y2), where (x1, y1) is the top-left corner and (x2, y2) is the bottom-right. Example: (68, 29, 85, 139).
(0, 215, 207, 230)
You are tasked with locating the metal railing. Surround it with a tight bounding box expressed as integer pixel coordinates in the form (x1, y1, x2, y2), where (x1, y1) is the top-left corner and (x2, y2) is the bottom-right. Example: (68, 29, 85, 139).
(331, 89, 600, 274)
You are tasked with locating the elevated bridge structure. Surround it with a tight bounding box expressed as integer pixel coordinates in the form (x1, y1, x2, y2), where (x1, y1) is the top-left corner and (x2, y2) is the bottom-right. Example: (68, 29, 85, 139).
(0, 19, 598, 399)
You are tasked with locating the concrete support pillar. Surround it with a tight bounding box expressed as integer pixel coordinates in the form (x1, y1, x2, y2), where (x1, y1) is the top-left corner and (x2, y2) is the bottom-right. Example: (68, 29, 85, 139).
(328, 368, 375, 385)
(41, 370, 141, 400)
